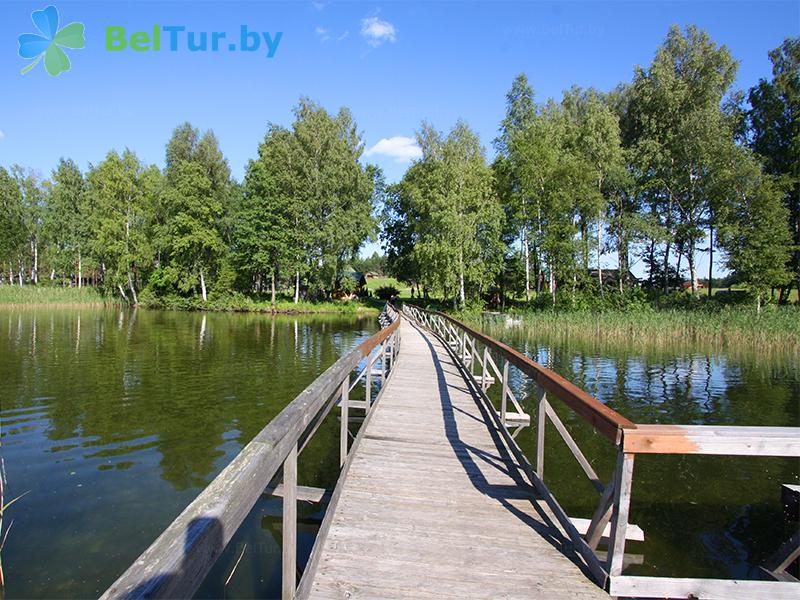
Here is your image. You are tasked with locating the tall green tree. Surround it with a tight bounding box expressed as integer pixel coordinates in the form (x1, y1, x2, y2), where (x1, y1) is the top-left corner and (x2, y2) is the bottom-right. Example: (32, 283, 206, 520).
(512, 101, 578, 303)
(237, 125, 295, 302)
(11, 167, 45, 285)
(162, 124, 231, 301)
(396, 121, 503, 307)
(719, 174, 793, 312)
(748, 37, 799, 299)
(496, 74, 537, 300)
(0, 167, 26, 285)
(86, 150, 155, 302)
(631, 25, 738, 294)
(562, 87, 624, 292)
(287, 98, 377, 300)
(44, 158, 88, 286)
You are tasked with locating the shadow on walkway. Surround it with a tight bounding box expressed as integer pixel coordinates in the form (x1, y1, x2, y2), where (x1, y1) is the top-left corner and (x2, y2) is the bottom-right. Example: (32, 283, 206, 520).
(409, 319, 598, 580)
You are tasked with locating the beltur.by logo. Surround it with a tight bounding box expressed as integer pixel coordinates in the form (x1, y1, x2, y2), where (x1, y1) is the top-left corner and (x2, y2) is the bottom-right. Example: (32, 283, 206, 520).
(105, 25, 283, 57)
(17, 5, 284, 77)
(18, 5, 85, 76)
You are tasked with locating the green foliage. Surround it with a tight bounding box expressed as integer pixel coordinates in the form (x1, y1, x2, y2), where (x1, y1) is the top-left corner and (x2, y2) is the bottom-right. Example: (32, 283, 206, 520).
(719, 176, 793, 310)
(385, 120, 504, 307)
(85, 150, 155, 302)
(747, 37, 800, 295)
(44, 158, 88, 280)
(374, 285, 399, 300)
(162, 124, 231, 301)
(0, 167, 26, 277)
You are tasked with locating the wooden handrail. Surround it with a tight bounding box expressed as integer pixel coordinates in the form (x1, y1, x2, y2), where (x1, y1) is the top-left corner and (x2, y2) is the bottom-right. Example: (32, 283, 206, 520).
(623, 424, 800, 457)
(101, 305, 400, 600)
(420, 307, 635, 443)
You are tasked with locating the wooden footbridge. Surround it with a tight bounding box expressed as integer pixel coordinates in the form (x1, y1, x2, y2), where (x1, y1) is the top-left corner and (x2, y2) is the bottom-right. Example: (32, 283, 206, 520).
(102, 304, 799, 600)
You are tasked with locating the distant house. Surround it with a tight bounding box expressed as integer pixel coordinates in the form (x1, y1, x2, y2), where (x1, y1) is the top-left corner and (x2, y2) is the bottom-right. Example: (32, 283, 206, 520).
(334, 270, 367, 300)
(587, 269, 639, 287)
(365, 272, 381, 280)
(681, 280, 705, 290)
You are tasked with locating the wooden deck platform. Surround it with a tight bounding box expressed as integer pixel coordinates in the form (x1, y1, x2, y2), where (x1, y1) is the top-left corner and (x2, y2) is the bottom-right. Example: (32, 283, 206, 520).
(308, 319, 609, 599)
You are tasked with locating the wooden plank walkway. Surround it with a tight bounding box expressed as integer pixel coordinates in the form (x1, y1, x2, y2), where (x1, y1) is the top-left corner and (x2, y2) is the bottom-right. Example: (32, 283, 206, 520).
(308, 318, 610, 599)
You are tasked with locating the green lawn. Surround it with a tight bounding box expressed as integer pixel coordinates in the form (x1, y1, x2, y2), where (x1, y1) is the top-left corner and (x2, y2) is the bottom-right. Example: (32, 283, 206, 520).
(366, 277, 413, 299)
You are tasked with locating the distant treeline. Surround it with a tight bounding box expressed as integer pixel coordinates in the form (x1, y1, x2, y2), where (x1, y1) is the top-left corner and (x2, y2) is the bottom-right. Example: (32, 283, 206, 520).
(0, 98, 379, 305)
(0, 27, 797, 314)
(383, 28, 798, 313)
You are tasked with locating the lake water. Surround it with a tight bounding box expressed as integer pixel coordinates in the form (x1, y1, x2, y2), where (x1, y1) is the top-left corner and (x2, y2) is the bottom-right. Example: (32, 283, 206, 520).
(0, 308, 377, 599)
(1, 308, 797, 598)
(476, 317, 799, 581)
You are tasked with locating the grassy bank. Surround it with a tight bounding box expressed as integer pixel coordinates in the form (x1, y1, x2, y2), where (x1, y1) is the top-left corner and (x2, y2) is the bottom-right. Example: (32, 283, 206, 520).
(0, 285, 381, 315)
(138, 292, 381, 314)
(458, 305, 800, 352)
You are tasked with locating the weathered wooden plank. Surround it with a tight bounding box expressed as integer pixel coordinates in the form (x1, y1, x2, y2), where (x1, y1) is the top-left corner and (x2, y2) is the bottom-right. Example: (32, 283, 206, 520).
(609, 575, 800, 599)
(569, 517, 644, 542)
(606, 451, 635, 577)
(282, 443, 297, 600)
(268, 484, 330, 504)
(623, 424, 800, 457)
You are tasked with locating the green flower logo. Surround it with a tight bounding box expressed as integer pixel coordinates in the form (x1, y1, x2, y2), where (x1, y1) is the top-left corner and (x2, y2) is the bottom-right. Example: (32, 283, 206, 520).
(18, 5, 85, 76)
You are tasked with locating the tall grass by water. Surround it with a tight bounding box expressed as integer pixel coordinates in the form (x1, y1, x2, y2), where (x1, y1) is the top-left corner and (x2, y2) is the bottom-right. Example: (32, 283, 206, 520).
(466, 306, 800, 354)
(0, 285, 382, 314)
(0, 285, 110, 307)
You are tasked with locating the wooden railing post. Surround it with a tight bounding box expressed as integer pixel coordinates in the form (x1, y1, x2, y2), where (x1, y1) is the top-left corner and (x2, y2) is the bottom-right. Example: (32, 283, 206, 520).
(365, 352, 372, 411)
(607, 450, 635, 577)
(340, 377, 349, 467)
(536, 391, 547, 478)
(382, 340, 389, 381)
(500, 360, 509, 427)
(282, 443, 298, 600)
(481, 347, 489, 390)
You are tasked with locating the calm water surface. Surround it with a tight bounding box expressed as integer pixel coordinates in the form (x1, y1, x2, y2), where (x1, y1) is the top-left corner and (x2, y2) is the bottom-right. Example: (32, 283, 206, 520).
(0, 308, 377, 599)
(2, 309, 798, 598)
(477, 318, 799, 581)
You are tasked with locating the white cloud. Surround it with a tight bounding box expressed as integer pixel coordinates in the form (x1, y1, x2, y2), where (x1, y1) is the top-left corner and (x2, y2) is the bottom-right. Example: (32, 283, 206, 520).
(312, 1, 326, 11)
(337, 30, 349, 42)
(360, 16, 396, 47)
(0, 130, 5, 140)
(315, 26, 330, 42)
(365, 136, 421, 163)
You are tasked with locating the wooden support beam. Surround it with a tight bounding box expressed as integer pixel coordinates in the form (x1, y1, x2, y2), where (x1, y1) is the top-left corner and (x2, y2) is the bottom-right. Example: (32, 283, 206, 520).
(585, 478, 615, 550)
(340, 377, 349, 466)
(496, 411, 530, 426)
(606, 451, 635, 577)
(570, 517, 644, 543)
(544, 402, 604, 493)
(609, 575, 800, 599)
(269, 484, 331, 504)
(282, 443, 297, 600)
(500, 360, 509, 427)
(536, 393, 547, 479)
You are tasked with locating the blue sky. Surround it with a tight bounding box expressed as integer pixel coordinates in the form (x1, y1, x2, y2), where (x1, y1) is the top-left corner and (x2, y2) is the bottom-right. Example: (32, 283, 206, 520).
(1, 0, 797, 268)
